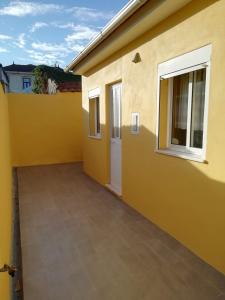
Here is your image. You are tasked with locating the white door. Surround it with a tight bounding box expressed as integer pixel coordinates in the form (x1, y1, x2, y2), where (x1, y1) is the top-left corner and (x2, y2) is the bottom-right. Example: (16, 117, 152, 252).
(110, 83, 122, 195)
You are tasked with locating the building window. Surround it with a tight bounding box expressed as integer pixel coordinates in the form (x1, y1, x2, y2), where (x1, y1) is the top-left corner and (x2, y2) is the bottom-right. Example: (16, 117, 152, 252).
(89, 96, 100, 138)
(23, 78, 31, 89)
(156, 45, 211, 162)
(169, 68, 206, 150)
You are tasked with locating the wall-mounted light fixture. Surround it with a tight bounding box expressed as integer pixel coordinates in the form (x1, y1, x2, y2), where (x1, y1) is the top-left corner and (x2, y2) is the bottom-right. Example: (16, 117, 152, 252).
(132, 52, 141, 64)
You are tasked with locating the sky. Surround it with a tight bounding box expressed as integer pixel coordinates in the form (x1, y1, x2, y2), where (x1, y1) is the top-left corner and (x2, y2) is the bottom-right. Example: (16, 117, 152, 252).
(0, 0, 128, 68)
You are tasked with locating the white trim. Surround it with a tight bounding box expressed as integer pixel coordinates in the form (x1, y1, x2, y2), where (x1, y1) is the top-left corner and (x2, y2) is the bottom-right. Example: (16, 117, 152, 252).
(88, 135, 101, 140)
(167, 78, 173, 148)
(155, 75, 161, 149)
(156, 45, 211, 162)
(201, 61, 211, 160)
(88, 87, 100, 99)
(109, 82, 122, 196)
(155, 149, 205, 163)
(105, 184, 122, 197)
(160, 63, 208, 80)
(158, 45, 212, 77)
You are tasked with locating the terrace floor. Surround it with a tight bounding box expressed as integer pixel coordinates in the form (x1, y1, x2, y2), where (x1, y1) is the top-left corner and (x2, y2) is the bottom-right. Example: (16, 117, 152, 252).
(18, 163, 225, 300)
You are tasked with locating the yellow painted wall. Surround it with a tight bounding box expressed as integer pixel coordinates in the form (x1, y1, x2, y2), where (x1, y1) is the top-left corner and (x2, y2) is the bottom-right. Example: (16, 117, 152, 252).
(8, 92, 82, 167)
(82, 0, 225, 274)
(0, 85, 13, 300)
(0, 90, 83, 298)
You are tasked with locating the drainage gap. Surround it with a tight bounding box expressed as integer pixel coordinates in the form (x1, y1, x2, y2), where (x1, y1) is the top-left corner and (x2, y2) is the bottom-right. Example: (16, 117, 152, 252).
(12, 168, 24, 300)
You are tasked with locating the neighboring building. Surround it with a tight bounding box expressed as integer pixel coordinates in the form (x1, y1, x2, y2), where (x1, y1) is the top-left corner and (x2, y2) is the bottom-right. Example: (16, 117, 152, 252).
(67, 0, 225, 275)
(4, 63, 35, 93)
(48, 79, 81, 94)
(0, 64, 9, 92)
(32, 65, 81, 94)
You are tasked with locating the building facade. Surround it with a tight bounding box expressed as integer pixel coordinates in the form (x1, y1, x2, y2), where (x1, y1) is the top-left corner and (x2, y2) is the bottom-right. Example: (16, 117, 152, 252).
(0, 64, 9, 92)
(67, 0, 225, 275)
(4, 64, 35, 93)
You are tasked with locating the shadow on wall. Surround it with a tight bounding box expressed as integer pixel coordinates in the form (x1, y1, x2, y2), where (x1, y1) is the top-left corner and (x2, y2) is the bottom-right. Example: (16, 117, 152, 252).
(79, 0, 225, 275)
(82, 108, 225, 275)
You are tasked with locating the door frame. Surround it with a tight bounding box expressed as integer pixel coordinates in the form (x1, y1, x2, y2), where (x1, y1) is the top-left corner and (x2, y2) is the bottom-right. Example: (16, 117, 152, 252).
(106, 81, 122, 196)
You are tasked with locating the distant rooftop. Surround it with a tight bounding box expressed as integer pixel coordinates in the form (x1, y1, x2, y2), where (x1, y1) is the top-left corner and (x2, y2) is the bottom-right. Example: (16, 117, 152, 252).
(4, 63, 36, 73)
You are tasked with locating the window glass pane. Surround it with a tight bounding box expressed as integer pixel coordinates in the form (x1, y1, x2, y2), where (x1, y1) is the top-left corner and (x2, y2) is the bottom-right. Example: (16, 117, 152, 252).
(89, 99, 96, 136)
(89, 97, 100, 136)
(112, 87, 121, 138)
(96, 97, 100, 134)
(23, 78, 31, 89)
(190, 69, 206, 149)
(171, 73, 189, 146)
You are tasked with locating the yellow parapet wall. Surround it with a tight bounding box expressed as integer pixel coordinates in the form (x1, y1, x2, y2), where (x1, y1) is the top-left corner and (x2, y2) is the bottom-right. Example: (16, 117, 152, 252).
(0, 90, 83, 298)
(0, 85, 13, 300)
(8, 92, 83, 167)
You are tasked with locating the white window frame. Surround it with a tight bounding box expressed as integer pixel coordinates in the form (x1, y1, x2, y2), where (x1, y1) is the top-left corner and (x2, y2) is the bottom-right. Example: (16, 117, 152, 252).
(88, 88, 101, 139)
(22, 77, 31, 89)
(156, 45, 211, 162)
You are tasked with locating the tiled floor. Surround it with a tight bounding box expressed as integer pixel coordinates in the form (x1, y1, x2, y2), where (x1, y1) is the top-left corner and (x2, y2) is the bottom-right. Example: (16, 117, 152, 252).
(18, 163, 225, 300)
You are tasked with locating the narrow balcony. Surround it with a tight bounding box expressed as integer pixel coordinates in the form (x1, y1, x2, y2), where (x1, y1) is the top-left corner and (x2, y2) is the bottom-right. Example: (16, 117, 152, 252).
(18, 163, 225, 300)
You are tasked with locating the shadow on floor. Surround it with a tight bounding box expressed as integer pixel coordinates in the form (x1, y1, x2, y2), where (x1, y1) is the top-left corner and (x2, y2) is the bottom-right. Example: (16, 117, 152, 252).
(12, 169, 23, 300)
(18, 163, 225, 300)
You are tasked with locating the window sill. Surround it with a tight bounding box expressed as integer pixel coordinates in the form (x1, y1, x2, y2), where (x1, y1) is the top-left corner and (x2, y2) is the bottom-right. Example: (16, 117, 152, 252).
(155, 148, 206, 163)
(88, 135, 102, 140)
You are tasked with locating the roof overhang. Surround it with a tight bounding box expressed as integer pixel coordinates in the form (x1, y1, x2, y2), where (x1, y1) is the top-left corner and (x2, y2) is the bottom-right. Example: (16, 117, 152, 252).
(5, 71, 34, 75)
(66, 0, 192, 75)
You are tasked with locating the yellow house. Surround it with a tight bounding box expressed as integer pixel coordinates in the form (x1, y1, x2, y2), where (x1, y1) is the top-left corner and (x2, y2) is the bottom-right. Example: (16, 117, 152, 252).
(67, 0, 225, 275)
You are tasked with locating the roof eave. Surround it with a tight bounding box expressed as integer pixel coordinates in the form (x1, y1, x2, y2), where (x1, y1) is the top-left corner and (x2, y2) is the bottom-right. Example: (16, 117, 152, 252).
(65, 0, 148, 73)
(66, 0, 192, 75)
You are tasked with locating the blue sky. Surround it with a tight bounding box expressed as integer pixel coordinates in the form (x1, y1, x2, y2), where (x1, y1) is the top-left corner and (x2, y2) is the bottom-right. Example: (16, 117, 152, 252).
(0, 0, 128, 68)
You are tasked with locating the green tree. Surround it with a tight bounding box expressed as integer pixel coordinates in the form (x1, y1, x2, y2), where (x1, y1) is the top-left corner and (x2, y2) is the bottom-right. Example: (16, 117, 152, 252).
(32, 66, 48, 94)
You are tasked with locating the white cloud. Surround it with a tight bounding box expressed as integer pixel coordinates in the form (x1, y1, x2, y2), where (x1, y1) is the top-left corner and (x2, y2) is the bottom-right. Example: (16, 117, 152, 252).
(0, 46, 8, 53)
(0, 2, 113, 20)
(26, 49, 65, 66)
(68, 7, 113, 21)
(0, 1, 62, 17)
(28, 42, 71, 66)
(14, 33, 26, 48)
(65, 25, 99, 54)
(68, 44, 85, 53)
(28, 25, 98, 63)
(30, 22, 48, 33)
(52, 22, 75, 30)
(65, 25, 99, 43)
(31, 42, 71, 54)
(0, 34, 12, 40)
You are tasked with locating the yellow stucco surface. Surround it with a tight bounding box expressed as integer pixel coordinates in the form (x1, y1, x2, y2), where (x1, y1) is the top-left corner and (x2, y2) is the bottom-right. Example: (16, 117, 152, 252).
(8, 92, 83, 167)
(0, 89, 83, 298)
(0, 85, 13, 300)
(81, 0, 225, 274)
